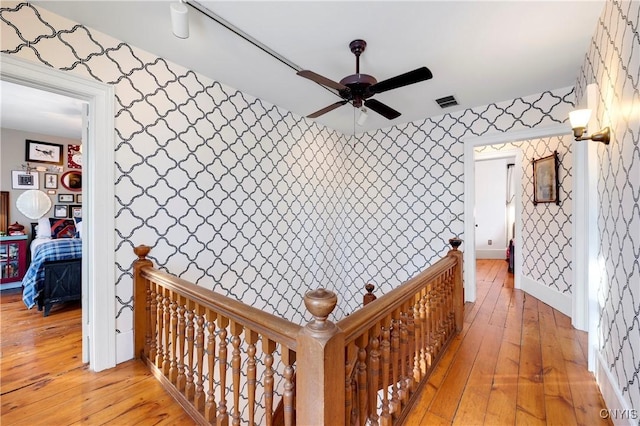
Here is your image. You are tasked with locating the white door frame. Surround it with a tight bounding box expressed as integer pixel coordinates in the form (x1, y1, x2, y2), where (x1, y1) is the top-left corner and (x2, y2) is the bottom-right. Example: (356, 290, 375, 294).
(1, 54, 117, 371)
(462, 124, 571, 302)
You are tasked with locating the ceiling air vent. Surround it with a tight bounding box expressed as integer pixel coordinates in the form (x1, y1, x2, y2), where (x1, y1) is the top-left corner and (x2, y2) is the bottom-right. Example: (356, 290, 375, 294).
(436, 95, 458, 108)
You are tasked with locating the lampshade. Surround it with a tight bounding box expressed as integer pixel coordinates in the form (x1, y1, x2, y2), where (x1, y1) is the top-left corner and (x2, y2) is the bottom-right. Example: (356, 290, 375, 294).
(569, 109, 591, 129)
(16, 189, 52, 220)
(170, 1, 189, 39)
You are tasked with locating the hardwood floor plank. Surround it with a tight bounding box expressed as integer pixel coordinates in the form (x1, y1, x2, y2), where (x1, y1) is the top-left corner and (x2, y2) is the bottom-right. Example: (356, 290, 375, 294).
(1, 260, 613, 426)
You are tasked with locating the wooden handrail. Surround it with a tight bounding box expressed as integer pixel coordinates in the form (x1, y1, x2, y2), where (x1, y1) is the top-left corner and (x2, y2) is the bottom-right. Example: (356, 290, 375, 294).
(338, 255, 457, 344)
(138, 264, 301, 350)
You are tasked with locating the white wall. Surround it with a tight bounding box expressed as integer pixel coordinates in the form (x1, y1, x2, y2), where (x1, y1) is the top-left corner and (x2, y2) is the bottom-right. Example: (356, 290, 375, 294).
(474, 158, 507, 259)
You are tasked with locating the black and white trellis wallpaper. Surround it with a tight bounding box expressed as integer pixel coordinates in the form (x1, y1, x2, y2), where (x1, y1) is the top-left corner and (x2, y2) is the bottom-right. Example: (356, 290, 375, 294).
(476, 135, 574, 295)
(2, 1, 637, 413)
(575, 0, 640, 415)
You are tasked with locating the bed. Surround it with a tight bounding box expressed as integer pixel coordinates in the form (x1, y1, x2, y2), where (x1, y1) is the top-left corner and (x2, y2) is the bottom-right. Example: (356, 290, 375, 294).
(22, 219, 82, 316)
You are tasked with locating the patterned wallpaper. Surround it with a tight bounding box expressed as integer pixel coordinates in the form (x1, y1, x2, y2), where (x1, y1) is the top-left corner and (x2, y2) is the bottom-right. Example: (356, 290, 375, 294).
(575, 0, 640, 413)
(4, 0, 637, 417)
(476, 134, 574, 295)
(0, 2, 575, 329)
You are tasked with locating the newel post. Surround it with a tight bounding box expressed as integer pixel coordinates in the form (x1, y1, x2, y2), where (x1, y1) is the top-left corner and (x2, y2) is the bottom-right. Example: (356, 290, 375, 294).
(296, 288, 345, 425)
(447, 238, 464, 332)
(133, 245, 153, 359)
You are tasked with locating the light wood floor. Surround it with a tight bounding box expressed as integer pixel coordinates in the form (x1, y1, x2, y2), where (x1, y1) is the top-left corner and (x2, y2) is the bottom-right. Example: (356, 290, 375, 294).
(1, 260, 610, 425)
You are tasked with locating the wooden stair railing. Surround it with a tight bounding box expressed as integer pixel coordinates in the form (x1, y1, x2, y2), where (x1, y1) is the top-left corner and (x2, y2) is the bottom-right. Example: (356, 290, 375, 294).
(337, 238, 463, 425)
(133, 238, 463, 425)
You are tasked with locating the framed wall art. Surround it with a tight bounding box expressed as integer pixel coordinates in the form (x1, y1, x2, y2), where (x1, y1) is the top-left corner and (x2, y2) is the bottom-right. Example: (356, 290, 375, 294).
(53, 205, 69, 218)
(60, 170, 82, 192)
(58, 194, 74, 203)
(44, 173, 58, 189)
(532, 151, 559, 205)
(11, 170, 39, 189)
(25, 140, 63, 165)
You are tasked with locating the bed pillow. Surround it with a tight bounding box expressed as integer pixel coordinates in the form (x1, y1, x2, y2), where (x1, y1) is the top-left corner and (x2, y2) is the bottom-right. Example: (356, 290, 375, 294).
(73, 217, 82, 239)
(49, 218, 76, 239)
(36, 216, 52, 239)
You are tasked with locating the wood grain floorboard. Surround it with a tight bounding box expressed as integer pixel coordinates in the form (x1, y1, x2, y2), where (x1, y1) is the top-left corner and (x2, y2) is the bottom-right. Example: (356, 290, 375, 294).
(403, 259, 612, 426)
(1, 260, 612, 425)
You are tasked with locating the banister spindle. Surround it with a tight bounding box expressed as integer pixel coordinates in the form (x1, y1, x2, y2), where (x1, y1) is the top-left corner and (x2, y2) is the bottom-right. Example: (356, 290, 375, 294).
(380, 316, 392, 426)
(162, 290, 171, 375)
(176, 296, 187, 390)
(355, 333, 368, 426)
(217, 316, 229, 426)
(230, 321, 243, 426)
(262, 338, 276, 426)
(169, 292, 179, 383)
(185, 302, 196, 400)
(282, 348, 296, 426)
(149, 282, 158, 362)
(245, 329, 258, 425)
(205, 309, 217, 422)
(194, 306, 206, 410)
(155, 290, 165, 368)
(367, 325, 380, 425)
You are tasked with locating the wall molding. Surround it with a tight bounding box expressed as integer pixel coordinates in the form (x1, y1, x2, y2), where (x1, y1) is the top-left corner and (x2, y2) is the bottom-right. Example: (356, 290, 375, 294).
(596, 351, 636, 426)
(521, 274, 571, 317)
(475, 249, 507, 259)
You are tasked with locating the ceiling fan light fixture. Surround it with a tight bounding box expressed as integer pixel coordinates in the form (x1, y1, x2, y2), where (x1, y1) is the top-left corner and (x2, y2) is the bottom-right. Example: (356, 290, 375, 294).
(170, 0, 189, 39)
(357, 107, 369, 126)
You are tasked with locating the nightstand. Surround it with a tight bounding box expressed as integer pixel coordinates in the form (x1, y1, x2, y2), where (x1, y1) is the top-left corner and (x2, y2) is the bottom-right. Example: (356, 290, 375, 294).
(1, 235, 28, 284)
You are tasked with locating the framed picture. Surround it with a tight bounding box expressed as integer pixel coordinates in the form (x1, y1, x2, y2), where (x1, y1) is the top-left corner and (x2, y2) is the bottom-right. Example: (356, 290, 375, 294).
(60, 170, 82, 192)
(76, 194, 83, 203)
(53, 205, 68, 218)
(58, 194, 74, 203)
(25, 140, 63, 165)
(533, 151, 559, 205)
(70, 205, 82, 218)
(11, 170, 39, 189)
(44, 173, 58, 189)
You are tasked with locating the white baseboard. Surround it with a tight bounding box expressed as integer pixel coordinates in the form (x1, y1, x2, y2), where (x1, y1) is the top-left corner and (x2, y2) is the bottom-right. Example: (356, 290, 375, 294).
(116, 330, 134, 364)
(475, 248, 507, 259)
(521, 275, 572, 317)
(596, 351, 636, 425)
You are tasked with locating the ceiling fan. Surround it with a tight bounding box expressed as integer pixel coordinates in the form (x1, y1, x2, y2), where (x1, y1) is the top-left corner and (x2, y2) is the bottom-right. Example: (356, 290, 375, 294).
(297, 39, 433, 120)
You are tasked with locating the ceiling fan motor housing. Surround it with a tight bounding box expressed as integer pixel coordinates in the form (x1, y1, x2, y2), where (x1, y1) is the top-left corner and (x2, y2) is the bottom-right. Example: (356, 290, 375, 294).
(339, 74, 377, 107)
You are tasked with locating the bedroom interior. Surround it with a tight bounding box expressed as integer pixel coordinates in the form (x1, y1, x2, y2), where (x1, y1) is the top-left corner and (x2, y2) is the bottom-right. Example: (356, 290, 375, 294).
(1, 0, 638, 424)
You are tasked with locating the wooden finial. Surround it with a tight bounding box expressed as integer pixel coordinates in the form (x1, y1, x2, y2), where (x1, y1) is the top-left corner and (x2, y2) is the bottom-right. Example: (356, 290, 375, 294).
(134, 245, 151, 260)
(363, 283, 377, 306)
(304, 288, 337, 330)
(449, 238, 462, 250)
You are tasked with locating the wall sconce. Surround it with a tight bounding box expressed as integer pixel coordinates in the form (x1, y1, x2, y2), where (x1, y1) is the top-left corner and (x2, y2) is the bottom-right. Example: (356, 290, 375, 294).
(170, 0, 190, 39)
(569, 109, 610, 145)
(357, 107, 368, 126)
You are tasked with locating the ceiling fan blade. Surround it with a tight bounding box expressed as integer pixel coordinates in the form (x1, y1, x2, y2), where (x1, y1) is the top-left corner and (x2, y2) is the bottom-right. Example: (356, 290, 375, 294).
(297, 70, 348, 92)
(364, 98, 401, 120)
(369, 67, 433, 94)
(307, 100, 349, 118)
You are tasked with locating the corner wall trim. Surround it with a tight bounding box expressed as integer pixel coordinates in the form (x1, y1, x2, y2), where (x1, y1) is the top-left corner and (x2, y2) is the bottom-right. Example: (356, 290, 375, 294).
(596, 351, 635, 426)
(521, 275, 572, 317)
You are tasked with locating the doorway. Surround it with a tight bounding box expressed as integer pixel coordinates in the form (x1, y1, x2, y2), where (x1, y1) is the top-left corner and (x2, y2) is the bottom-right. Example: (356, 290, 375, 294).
(1, 54, 116, 371)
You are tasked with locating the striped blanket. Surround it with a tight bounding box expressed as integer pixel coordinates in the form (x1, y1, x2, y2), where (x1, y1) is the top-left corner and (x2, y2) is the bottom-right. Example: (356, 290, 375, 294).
(22, 238, 82, 309)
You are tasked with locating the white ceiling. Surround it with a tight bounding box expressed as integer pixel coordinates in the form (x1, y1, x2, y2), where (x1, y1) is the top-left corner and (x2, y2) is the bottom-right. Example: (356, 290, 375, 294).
(0, 80, 85, 140)
(6, 1, 605, 136)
